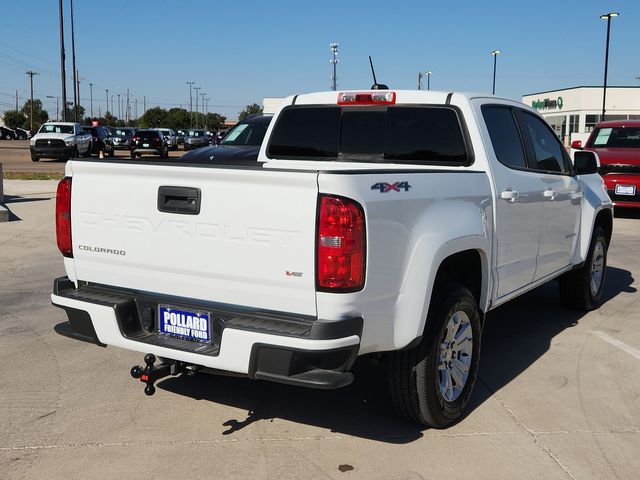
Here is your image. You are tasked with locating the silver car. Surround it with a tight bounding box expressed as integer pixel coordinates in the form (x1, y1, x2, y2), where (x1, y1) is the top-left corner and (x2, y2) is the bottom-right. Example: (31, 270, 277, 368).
(183, 129, 209, 151)
(156, 128, 177, 150)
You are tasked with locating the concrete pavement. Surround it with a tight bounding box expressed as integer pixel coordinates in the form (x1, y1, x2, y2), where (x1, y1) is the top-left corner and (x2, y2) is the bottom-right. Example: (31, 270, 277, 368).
(0, 181, 639, 479)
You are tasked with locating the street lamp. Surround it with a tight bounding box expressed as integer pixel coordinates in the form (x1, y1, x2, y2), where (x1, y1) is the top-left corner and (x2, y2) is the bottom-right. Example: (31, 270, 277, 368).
(186, 81, 195, 128)
(105, 89, 109, 115)
(46, 95, 59, 121)
(491, 50, 501, 95)
(194, 87, 201, 128)
(418, 71, 432, 90)
(89, 83, 93, 118)
(600, 12, 620, 119)
(330, 43, 339, 91)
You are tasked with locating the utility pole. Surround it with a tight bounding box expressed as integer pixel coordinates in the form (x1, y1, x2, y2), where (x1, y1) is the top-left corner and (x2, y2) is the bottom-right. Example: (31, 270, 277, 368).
(58, 0, 67, 121)
(143, 95, 146, 115)
(111, 95, 114, 116)
(105, 89, 109, 114)
(70, 0, 78, 122)
(15, 90, 18, 111)
(330, 43, 339, 91)
(117, 93, 121, 119)
(135, 99, 138, 119)
(200, 93, 206, 129)
(126, 88, 130, 123)
(26, 70, 39, 132)
(89, 82, 93, 117)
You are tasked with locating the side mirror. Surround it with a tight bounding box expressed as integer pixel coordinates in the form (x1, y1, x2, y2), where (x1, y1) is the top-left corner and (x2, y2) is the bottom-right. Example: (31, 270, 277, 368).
(573, 151, 599, 175)
(571, 140, 582, 149)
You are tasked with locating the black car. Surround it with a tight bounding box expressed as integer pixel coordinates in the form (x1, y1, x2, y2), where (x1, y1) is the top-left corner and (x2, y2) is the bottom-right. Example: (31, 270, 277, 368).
(180, 115, 272, 164)
(82, 126, 115, 156)
(112, 127, 137, 150)
(14, 127, 31, 139)
(130, 129, 168, 158)
(0, 126, 16, 140)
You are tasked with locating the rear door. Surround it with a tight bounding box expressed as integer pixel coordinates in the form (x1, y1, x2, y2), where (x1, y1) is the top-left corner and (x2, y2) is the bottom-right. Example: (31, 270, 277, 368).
(481, 105, 543, 298)
(69, 161, 319, 316)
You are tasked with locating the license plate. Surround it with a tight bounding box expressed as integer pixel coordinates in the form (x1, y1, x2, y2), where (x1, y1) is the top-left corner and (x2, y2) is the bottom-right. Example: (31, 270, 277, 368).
(158, 305, 210, 342)
(615, 184, 636, 196)
(143, 143, 150, 148)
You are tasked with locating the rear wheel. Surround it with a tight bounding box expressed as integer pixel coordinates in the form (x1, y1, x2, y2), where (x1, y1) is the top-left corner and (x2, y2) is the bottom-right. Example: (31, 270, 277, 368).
(387, 283, 481, 427)
(559, 225, 608, 310)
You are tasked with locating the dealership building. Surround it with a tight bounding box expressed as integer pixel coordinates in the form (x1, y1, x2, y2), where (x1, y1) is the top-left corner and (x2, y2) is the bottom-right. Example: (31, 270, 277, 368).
(522, 86, 640, 145)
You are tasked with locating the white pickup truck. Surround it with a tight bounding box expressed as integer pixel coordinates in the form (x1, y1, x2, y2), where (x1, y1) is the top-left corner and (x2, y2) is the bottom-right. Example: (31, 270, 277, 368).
(51, 90, 612, 427)
(30, 122, 91, 161)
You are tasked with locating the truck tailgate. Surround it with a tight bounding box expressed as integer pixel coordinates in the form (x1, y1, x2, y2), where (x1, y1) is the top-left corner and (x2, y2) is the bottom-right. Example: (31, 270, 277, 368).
(69, 161, 319, 316)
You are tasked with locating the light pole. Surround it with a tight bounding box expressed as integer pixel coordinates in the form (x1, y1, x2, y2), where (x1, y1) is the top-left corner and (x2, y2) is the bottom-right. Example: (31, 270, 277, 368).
(600, 12, 619, 119)
(117, 93, 121, 119)
(330, 43, 339, 91)
(111, 94, 114, 116)
(194, 87, 201, 128)
(418, 71, 431, 90)
(89, 83, 93, 117)
(186, 81, 195, 128)
(58, 0, 67, 121)
(200, 93, 206, 128)
(491, 50, 501, 95)
(46, 95, 59, 121)
(105, 89, 109, 115)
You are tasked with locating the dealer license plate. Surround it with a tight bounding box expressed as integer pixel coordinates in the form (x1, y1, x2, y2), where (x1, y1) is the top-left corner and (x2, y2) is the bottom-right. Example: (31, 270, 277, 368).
(615, 184, 636, 196)
(158, 305, 210, 342)
(143, 143, 150, 148)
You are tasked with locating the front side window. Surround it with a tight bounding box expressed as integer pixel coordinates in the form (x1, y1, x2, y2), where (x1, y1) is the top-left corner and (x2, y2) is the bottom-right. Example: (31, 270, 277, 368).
(521, 112, 568, 173)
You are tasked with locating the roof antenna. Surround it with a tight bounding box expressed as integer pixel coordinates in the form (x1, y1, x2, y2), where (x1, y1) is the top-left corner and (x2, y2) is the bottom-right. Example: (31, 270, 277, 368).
(369, 56, 388, 90)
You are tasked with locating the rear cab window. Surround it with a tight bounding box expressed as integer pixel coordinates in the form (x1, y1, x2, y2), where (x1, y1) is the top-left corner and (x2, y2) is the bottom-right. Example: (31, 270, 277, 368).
(266, 105, 472, 165)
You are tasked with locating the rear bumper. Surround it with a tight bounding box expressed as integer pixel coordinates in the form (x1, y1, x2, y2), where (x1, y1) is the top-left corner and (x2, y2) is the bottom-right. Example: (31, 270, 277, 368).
(131, 147, 163, 156)
(51, 277, 361, 389)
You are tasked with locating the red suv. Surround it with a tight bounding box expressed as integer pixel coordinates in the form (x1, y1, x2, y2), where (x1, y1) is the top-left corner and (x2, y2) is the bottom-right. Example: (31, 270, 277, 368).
(573, 120, 640, 208)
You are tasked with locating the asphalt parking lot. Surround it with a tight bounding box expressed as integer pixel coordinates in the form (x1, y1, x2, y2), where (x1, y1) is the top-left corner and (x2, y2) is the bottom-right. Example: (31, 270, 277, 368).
(0, 140, 185, 175)
(1, 178, 639, 479)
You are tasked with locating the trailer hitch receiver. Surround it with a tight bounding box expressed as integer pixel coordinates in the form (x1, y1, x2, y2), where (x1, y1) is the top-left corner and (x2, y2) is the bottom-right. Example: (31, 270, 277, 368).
(130, 353, 196, 396)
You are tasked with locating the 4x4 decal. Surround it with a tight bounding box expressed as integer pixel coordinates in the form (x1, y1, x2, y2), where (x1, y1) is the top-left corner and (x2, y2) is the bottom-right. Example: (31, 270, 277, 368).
(371, 181, 412, 193)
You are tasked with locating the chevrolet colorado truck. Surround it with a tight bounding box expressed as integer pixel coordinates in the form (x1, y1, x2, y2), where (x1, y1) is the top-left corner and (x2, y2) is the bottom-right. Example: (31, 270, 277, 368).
(30, 122, 91, 161)
(51, 90, 613, 427)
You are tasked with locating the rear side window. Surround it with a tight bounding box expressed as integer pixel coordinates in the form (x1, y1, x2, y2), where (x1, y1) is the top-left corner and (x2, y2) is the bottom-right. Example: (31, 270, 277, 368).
(482, 106, 527, 169)
(267, 105, 470, 164)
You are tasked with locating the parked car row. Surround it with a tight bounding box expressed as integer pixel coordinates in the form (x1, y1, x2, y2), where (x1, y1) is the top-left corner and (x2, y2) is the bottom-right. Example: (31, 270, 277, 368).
(0, 126, 32, 140)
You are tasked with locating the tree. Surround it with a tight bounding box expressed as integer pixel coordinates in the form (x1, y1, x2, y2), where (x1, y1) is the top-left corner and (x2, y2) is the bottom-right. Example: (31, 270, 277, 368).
(139, 107, 168, 128)
(20, 99, 49, 132)
(2, 110, 26, 129)
(63, 104, 85, 123)
(238, 103, 262, 121)
(206, 113, 226, 131)
(165, 108, 190, 130)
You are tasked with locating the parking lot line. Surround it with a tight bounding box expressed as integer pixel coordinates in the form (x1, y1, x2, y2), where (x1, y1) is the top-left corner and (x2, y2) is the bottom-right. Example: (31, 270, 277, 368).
(591, 330, 640, 361)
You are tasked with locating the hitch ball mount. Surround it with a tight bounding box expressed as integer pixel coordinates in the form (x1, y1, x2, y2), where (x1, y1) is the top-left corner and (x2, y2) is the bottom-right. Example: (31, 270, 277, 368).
(130, 353, 198, 396)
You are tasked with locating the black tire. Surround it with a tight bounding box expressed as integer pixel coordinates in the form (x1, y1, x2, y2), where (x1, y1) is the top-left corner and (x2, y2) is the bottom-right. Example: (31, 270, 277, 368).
(108, 148, 115, 157)
(387, 283, 482, 427)
(31, 154, 39, 162)
(73, 147, 79, 159)
(559, 225, 608, 310)
(130, 152, 136, 159)
(4, 134, 11, 140)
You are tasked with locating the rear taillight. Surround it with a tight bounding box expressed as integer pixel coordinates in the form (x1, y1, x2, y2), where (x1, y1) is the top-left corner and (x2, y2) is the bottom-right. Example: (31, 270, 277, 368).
(317, 195, 365, 291)
(337, 91, 396, 106)
(56, 177, 73, 258)
(132, 136, 139, 143)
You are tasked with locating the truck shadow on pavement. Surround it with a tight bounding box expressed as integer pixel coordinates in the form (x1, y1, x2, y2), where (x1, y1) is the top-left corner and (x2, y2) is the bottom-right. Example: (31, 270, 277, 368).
(158, 266, 634, 443)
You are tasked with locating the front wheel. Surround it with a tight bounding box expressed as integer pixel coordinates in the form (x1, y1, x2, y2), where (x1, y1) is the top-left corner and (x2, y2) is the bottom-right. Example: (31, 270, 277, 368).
(31, 154, 39, 162)
(387, 283, 482, 427)
(559, 225, 608, 310)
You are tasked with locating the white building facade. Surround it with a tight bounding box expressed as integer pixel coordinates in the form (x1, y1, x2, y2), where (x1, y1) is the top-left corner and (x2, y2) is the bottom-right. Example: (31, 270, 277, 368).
(522, 86, 640, 145)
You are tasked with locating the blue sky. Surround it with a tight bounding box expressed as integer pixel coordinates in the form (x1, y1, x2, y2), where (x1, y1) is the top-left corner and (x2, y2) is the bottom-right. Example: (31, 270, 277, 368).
(0, 0, 637, 121)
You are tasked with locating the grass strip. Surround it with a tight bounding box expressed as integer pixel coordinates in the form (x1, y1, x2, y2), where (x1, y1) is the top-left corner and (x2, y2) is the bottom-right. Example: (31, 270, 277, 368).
(3, 171, 65, 180)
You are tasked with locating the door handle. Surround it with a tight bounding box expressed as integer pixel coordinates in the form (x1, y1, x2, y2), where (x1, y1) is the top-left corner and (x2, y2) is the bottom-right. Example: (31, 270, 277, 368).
(157, 186, 201, 215)
(544, 189, 557, 200)
(500, 190, 519, 201)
